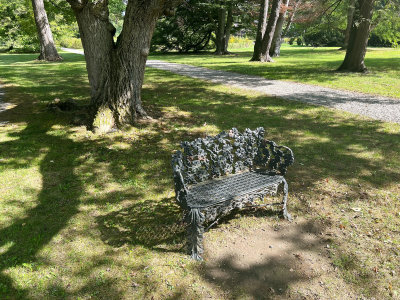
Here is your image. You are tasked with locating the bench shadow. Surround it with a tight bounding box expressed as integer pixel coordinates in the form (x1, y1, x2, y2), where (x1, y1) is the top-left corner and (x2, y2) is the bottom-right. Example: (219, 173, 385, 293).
(96, 198, 186, 252)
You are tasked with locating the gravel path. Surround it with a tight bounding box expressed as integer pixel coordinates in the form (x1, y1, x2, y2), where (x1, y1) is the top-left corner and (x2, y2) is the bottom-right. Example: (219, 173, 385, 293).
(62, 48, 400, 124)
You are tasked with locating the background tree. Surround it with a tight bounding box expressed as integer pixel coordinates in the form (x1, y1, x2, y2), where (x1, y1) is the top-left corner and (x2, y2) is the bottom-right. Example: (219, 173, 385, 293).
(151, 0, 214, 52)
(214, 0, 257, 54)
(251, 0, 269, 61)
(252, 0, 282, 62)
(281, 0, 301, 38)
(270, 0, 290, 57)
(66, 0, 180, 131)
(342, 0, 356, 49)
(338, 0, 376, 72)
(215, 1, 234, 54)
(31, 0, 62, 61)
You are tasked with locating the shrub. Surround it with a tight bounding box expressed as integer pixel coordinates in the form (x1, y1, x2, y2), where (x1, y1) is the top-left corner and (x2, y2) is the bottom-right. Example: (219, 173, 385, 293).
(303, 29, 343, 47)
(296, 37, 304, 46)
(228, 36, 253, 49)
(59, 37, 82, 49)
(368, 33, 394, 47)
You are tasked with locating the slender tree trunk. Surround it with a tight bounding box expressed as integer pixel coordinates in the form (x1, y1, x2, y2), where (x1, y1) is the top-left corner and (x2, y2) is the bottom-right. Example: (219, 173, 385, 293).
(215, 7, 227, 55)
(270, 0, 290, 57)
(338, 0, 375, 72)
(67, 0, 169, 131)
(222, 3, 233, 54)
(282, 0, 300, 38)
(259, 0, 282, 62)
(342, 0, 356, 49)
(31, 0, 62, 61)
(251, 0, 268, 61)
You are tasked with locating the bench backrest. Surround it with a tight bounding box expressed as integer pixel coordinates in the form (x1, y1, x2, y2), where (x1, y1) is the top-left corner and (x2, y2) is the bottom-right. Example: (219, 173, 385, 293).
(172, 127, 294, 186)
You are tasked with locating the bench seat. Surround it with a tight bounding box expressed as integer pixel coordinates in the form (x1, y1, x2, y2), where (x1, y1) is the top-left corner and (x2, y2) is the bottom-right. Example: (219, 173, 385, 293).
(187, 171, 283, 209)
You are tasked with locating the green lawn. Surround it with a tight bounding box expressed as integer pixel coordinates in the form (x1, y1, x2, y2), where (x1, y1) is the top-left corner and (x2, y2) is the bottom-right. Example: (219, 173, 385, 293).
(150, 44, 400, 99)
(0, 52, 399, 299)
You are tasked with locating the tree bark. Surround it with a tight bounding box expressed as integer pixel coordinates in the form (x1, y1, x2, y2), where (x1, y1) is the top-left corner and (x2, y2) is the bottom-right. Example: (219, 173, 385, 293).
(67, 0, 175, 130)
(342, 0, 356, 49)
(31, 0, 62, 61)
(251, 0, 268, 61)
(215, 7, 227, 55)
(338, 0, 375, 72)
(258, 0, 282, 62)
(222, 3, 233, 54)
(270, 0, 290, 57)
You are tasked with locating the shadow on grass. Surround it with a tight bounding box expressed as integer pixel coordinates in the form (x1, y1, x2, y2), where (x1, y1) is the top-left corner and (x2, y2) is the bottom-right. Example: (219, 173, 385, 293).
(0, 53, 399, 298)
(97, 198, 186, 251)
(0, 115, 84, 298)
(201, 219, 337, 299)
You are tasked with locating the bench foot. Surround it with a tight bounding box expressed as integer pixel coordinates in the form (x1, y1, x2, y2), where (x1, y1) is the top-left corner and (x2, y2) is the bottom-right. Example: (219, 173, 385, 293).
(281, 178, 293, 222)
(186, 208, 205, 261)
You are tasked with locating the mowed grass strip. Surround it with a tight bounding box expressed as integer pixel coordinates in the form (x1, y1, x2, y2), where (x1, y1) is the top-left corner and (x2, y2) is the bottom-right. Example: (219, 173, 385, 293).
(150, 44, 400, 99)
(0, 52, 399, 299)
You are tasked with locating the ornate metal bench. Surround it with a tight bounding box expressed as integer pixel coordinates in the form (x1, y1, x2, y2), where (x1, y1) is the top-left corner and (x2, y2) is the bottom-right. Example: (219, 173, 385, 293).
(171, 127, 294, 260)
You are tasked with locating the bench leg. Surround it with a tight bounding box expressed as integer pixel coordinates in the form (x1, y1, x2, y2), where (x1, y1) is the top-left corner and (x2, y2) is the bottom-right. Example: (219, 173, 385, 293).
(281, 178, 293, 221)
(185, 208, 205, 261)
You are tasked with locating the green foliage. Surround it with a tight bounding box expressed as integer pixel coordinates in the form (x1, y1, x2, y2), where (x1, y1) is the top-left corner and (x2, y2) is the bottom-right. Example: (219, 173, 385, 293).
(59, 37, 82, 49)
(296, 36, 304, 45)
(368, 33, 393, 47)
(288, 0, 400, 48)
(108, 0, 126, 36)
(151, 0, 215, 52)
(372, 0, 400, 46)
(303, 28, 344, 47)
(0, 0, 76, 51)
(151, 0, 258, 52)
(0, 0, 37, 50)
(288, 0, 347, 47)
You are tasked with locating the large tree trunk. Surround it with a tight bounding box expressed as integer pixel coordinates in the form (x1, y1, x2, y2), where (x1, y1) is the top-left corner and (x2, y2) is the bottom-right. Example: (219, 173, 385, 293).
(67, 0, 171, 131)
(222, 3, 233, 54)
(251, 0, 268, 61)
(215, 7, 227, 55)
(259, 0, 282, 62)
(270, 0, 290, 57)
(342, 0, 356, 49)
(338, 0, 375, 72)
(31, 0, 62, 61)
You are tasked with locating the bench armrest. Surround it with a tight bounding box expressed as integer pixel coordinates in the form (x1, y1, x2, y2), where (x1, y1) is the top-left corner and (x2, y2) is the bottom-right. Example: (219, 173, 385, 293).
(256, 141, 294, 175)
(172, 151, 189, 208)
(275, 145, 294, 175)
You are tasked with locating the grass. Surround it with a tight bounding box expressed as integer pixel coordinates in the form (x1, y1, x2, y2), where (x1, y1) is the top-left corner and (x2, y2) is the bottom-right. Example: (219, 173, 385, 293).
(150, 44, 400, 99)
(0, 51, 400, 299)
